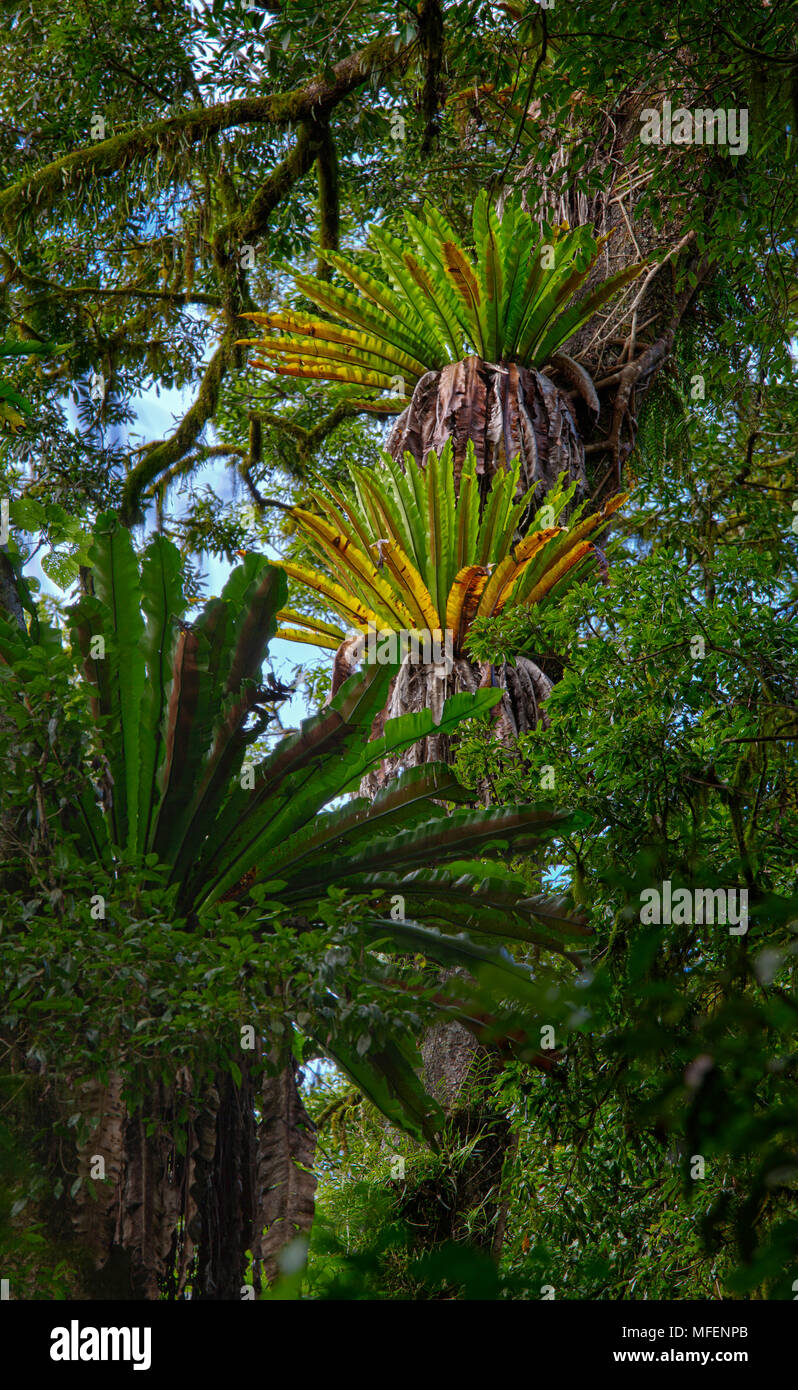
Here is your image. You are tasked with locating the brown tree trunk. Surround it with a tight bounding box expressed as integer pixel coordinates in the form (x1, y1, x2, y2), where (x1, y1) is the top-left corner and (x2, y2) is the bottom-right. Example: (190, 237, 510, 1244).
(371, 127, 709, 1229)
(360, 654, 552, 800)
(2, 565, 314, 1300)
(338, 356, 576, 1264)
(67, 1053, 316, 1300)
(345, 647, 553, 1263)
(409, 997, 518, 1261)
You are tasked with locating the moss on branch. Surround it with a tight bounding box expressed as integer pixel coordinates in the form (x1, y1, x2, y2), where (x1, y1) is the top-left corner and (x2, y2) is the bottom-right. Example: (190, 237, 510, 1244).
(215, 121, 321, 259)
(315, 114, 340, 280)
(120, 339, 230, 526)
(251, 400, 360, 471)
(0, 35, 410, 230)
(119, 125, 334, 523)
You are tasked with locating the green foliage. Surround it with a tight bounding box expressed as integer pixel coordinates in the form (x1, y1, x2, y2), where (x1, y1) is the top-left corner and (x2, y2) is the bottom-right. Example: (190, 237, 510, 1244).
(2, 0, 796, 1303)
(0, 339, 65, 431)
(241, 192, 643, 407)
(296, 1067, 515, 1300)
(272, 445, 621, 655)
(0, 0, 792, 552)
(452, 461, 798, 1297)
(0, 516, 586, 1146)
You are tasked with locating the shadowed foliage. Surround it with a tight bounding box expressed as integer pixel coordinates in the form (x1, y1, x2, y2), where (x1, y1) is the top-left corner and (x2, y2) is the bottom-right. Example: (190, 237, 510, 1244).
(0, 515, 586, 1296)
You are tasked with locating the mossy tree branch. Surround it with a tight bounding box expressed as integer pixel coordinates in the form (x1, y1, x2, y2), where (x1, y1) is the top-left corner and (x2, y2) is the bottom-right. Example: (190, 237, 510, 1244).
(0, 35, 411, 230)
(5, 29, 415, 528)
(251, 400, 362, 474)
(315, 114, 340, 281)
(143, 443, 247, 500)
(120, 338, 230, 525)
(119, 124, 324, 524)
(417, 0, 445, 155)
(24, 286, 221, 309)
(212, 120, 322, 269)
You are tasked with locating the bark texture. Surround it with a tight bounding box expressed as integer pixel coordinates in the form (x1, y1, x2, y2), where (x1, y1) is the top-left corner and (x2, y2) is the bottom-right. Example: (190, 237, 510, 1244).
(350, 652, 552, 1260)
(69, 1055, 316, 1299)
(510, 83, 712, 495)
(388, 356, 586, 504)
(350, 363, 566, 1257)
(251, 1061, 318, 1287)
(359, 654, 552, 801)
(384, 972, 517, 1260)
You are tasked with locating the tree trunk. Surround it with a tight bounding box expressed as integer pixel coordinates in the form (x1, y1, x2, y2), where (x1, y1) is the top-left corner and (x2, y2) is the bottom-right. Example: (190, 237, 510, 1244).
(360, 653, 552, 800)
(335, 97, 712, 1251)
(348, 647, 553, 1262)
(403, 1006, 517, 1260)
(342, 358, 579, 1262)
(65, 1054, 316, 1299)
(362, 300, 666, 1258)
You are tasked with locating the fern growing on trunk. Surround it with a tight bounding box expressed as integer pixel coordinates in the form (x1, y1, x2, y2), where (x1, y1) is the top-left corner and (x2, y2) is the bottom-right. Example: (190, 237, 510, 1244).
(239, 192, 642, 409)
(0, 515, 588, 1297)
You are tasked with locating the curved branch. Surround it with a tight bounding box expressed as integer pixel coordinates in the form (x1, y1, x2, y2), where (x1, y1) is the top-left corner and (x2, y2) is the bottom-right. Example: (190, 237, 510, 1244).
(143, 444, 247, 499)
(214, 119, 321, 261)
(120, 126, 327, 523)
(0, 34, 411, 230)
(120, 339, 230, 525)
(251, 400, 361, 469)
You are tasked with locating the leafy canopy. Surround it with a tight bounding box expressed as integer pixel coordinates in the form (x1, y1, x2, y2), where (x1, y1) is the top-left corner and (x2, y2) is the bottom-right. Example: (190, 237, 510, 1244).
(0, 339, 65, 432)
